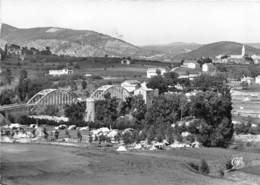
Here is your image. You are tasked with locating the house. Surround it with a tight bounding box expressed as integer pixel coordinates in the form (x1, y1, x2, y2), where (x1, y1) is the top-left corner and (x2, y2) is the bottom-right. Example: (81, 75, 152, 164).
(202, 63, 217, 72)
(252, 55, 260, 64)
(134, 82, 159, 107)
(121, 80, 141, 93)
(121, 58, 131, 65)
(171, 67, 201, 80)
(182, 60, 200, 69)
(255, 76, 260, 85)
(49, 68, 73, 76)
(241, 75, 254, 85)
(147, 67, 166, 78)
(178, 74, 200, 81)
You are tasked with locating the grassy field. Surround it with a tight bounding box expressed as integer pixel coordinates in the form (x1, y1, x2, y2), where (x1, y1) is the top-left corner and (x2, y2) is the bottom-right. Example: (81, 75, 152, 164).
(1, 54, 171, 79)
(1, 143, 260, 185)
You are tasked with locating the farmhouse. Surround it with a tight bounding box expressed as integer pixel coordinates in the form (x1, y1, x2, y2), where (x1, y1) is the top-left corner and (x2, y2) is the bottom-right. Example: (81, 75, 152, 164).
(49, 68, 73, 76)
(147, 67, 166, 78)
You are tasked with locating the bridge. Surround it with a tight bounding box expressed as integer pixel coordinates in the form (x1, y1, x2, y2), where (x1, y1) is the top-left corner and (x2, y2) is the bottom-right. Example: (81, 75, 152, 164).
(0, 89, 78, 113)
(90, 85, 130, 101)
(1, 85, 151, 123)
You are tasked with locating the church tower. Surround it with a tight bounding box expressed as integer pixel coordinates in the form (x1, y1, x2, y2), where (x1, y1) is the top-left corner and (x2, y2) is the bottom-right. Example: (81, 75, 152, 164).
(241, 45, 245, 57)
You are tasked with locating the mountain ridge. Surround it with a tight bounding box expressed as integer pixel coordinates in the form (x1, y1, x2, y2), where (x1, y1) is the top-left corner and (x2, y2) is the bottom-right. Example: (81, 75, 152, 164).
(2, 24, 260, 62)
(1, 23, 142, 58)
(175, 41, 260, 59)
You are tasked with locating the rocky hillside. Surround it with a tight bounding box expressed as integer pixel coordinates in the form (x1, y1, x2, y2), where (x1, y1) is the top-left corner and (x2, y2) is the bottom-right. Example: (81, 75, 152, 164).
(1, 24, 144, 58)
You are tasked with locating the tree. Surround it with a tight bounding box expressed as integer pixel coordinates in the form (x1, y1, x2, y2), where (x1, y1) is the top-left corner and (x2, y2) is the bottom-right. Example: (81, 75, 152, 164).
(16, 77, 49, 102)
(64, 102, 85, 122)
(199, 159, 210, 174)
(178, 78, 191, 91)
(95, 96, 119, 127)
(44, 105, 59, 116)
(40, 46, 52, 55)
(197, 57, 212, 67)
(0, 89, 16, 105)
(81, 80, 87, 90)
(192, 73, 227, 92)
(70, 81, 77, 91)
(2, 68, 13, 84)
(131, 95, 147, 123)
(164, 71, 179, 91)
(19, 69, 28, 81)
(147, 75, 168, 94)
(145, 94, 188, 127)
(189, 91, 233, 147)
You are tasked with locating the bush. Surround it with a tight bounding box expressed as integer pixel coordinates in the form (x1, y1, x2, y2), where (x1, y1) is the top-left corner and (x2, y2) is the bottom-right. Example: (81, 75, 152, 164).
(199, 159, 210, 174)
(122, 131, 135, 145)
(188, 162, 199, 172)
(225, 160, 233, 170)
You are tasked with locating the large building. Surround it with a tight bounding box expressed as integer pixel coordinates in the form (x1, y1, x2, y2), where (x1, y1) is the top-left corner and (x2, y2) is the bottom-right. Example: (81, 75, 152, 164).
(146, 67, 166, 78)
(182, 60, 200, 69)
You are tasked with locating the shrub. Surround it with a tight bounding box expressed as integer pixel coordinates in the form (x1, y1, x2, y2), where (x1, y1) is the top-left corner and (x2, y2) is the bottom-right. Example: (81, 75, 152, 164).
(122, 131, 135, 145)
(188, 162, 199, 172)
(199, 159, 210, 174)
(225, 160, 233, 170)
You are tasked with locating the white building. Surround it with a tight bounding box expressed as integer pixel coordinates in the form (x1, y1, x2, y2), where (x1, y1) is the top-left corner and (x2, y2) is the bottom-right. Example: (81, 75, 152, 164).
(252, 55, 260, 64)
(202, 63, 216, 72)
(121, 58, 131, 65)
(182, 60, 200, 69)
(121, 80, 141, 93)
(178, 74, 200, 81)
(147, 67, 166, 78)
(255, 76, 260, 85)
(241, 75, 254, 85)
(49, 68, 73, 76)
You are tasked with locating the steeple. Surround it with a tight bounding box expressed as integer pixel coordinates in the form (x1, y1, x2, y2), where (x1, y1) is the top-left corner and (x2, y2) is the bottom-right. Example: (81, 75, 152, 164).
(241, 45, 245, 57)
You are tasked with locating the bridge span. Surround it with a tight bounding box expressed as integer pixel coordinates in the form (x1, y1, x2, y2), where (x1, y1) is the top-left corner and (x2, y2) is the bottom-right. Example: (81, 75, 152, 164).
(0, 89, 78, 113)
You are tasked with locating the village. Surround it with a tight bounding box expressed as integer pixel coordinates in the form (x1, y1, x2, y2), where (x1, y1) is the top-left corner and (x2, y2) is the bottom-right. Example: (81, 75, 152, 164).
(1, 1, 260, 185)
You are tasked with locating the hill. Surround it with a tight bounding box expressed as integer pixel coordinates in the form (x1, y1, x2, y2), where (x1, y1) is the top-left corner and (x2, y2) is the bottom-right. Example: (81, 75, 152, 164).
(1, 23, 154, 58)
(247, 43, 260, 49)
(141, 42, 201, 57)
(176, 41, 260, 59)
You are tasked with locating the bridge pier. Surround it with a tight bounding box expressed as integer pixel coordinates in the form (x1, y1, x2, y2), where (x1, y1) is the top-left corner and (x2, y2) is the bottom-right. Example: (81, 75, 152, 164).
(84, 98, 95, 122)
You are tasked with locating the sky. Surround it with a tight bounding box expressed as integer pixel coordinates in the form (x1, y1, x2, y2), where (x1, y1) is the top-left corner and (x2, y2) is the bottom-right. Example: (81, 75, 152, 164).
(1, 0, 260, 45)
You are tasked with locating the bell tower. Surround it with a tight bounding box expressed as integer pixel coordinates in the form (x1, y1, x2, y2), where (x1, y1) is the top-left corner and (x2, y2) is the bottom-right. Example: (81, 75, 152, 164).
(241, 45, 245, 57)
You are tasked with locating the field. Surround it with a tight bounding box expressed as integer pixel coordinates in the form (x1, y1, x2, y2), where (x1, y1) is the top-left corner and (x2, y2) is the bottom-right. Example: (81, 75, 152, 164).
(231, 90, 260, 119)
(1, 55, 171, 79)
(1, 143, 260, 185)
